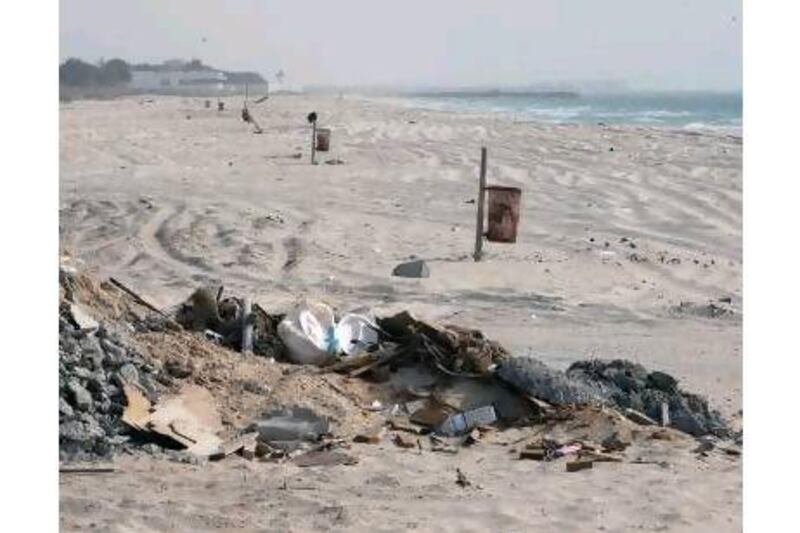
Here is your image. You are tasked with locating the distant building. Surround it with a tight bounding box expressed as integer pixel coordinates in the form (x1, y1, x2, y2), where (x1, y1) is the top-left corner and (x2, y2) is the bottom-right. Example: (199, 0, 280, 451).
(128, 65, 227, 91)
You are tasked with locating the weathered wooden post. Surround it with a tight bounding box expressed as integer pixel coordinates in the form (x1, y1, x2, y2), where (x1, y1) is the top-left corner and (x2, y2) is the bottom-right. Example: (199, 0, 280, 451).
(473, 147, 488, 261)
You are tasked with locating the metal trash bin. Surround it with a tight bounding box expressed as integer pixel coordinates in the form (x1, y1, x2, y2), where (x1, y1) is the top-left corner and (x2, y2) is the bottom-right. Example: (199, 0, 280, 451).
(315, 128, 331, 152)
(485, 186, 522, 243)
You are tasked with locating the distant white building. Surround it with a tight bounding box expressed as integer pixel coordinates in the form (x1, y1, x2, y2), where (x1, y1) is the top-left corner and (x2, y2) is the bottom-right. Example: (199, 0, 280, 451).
(128, 68, 226, 91)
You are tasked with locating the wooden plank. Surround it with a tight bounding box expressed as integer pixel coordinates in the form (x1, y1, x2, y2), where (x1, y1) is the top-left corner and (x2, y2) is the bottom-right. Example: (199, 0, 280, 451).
(210, 432, 259, 461)
(624, 408, 658, 426)
(566, 459, 594, 472)
(108, 277, 171, 319)
(519, 449, 546, 460)
(121, 383, 152, 432)
(60, 467, 116, 474)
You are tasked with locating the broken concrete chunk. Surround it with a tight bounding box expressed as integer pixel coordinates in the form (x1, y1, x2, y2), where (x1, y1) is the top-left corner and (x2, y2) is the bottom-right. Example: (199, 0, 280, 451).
(68, 380, 94, 412)
(436, 405, 497, 437)
(114, 364, 140, 388)
(59, 397, 75, 418)
(69, 304, 99, 332)
(247, 406, 329, 444)
(392, 259, 430, 278)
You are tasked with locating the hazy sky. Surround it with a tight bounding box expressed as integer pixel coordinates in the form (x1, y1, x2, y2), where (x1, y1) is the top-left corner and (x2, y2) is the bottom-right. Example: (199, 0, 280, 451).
(60, 0, 742, 91)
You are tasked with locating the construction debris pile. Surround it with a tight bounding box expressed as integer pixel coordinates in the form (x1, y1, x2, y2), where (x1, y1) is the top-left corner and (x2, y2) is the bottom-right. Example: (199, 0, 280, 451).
(59, 268, 740, 470)
(59, 298, 160, 461)
(497, 357, 732, 438)
(565, 359, 731, 437)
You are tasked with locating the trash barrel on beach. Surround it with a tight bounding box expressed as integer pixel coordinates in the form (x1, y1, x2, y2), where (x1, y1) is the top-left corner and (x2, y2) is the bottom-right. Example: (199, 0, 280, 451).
(485, 186, 522, 243)
(315, 128, 331, 152)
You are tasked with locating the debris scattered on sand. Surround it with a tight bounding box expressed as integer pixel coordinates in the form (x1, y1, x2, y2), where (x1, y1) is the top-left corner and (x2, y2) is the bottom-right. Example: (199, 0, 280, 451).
(59, 267, 738, 471)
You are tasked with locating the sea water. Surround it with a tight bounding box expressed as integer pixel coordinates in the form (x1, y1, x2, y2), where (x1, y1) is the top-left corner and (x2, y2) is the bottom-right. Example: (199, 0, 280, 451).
(400, 91, 741, 133)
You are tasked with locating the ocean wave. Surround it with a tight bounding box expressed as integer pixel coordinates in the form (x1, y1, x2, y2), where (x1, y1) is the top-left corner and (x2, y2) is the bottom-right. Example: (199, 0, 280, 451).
(382, 94, 741, 129)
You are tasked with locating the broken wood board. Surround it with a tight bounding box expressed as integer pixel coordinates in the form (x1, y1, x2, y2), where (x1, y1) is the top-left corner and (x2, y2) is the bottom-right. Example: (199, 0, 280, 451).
(566, 459, 594, 472)
(623, 408, 658, 426)
(147, 385, 223, 456)
(121, 383, 152, 432)
(210, 432, 259, 461)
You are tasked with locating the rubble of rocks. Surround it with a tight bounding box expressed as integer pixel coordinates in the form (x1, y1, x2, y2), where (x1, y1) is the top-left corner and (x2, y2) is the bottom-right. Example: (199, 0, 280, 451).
(59, 301, 160, 461)
(495, 356, 601, 406)
(494, 357, 732, 438)
(566, 359, 731, 438)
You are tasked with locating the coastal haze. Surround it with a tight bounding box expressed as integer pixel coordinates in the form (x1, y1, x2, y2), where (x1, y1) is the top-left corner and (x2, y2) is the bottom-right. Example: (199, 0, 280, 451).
(61, 0, 742, 91)
(59, 1, 742, 531)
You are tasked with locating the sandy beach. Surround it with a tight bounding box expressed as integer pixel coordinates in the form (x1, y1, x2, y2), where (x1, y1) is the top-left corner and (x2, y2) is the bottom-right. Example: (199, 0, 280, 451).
(59, 94, 742, 532)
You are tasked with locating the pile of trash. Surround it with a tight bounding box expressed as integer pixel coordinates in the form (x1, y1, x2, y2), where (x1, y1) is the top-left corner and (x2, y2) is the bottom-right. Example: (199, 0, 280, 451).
(59, 268, 739, 469)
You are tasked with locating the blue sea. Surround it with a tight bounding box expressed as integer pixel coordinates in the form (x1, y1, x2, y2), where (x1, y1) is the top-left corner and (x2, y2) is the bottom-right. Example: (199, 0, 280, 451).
(399, 91, 742, 132)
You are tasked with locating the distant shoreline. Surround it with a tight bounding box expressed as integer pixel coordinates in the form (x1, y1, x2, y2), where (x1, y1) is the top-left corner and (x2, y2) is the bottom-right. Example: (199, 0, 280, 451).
(364, 91, 741, 134)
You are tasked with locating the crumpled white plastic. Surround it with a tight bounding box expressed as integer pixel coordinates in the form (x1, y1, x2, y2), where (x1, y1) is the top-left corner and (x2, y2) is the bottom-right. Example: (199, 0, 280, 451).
(277, 302, 378, 365)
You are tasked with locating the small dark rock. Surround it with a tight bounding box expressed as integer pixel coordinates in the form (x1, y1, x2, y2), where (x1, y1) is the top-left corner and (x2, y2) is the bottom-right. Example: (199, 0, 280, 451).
(114, 363, 140, 387)
(392, 259, 430, 278)
(68, 380, 94, 412)
(59, 397, 74, 418)
(85, 371, 108, 395)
